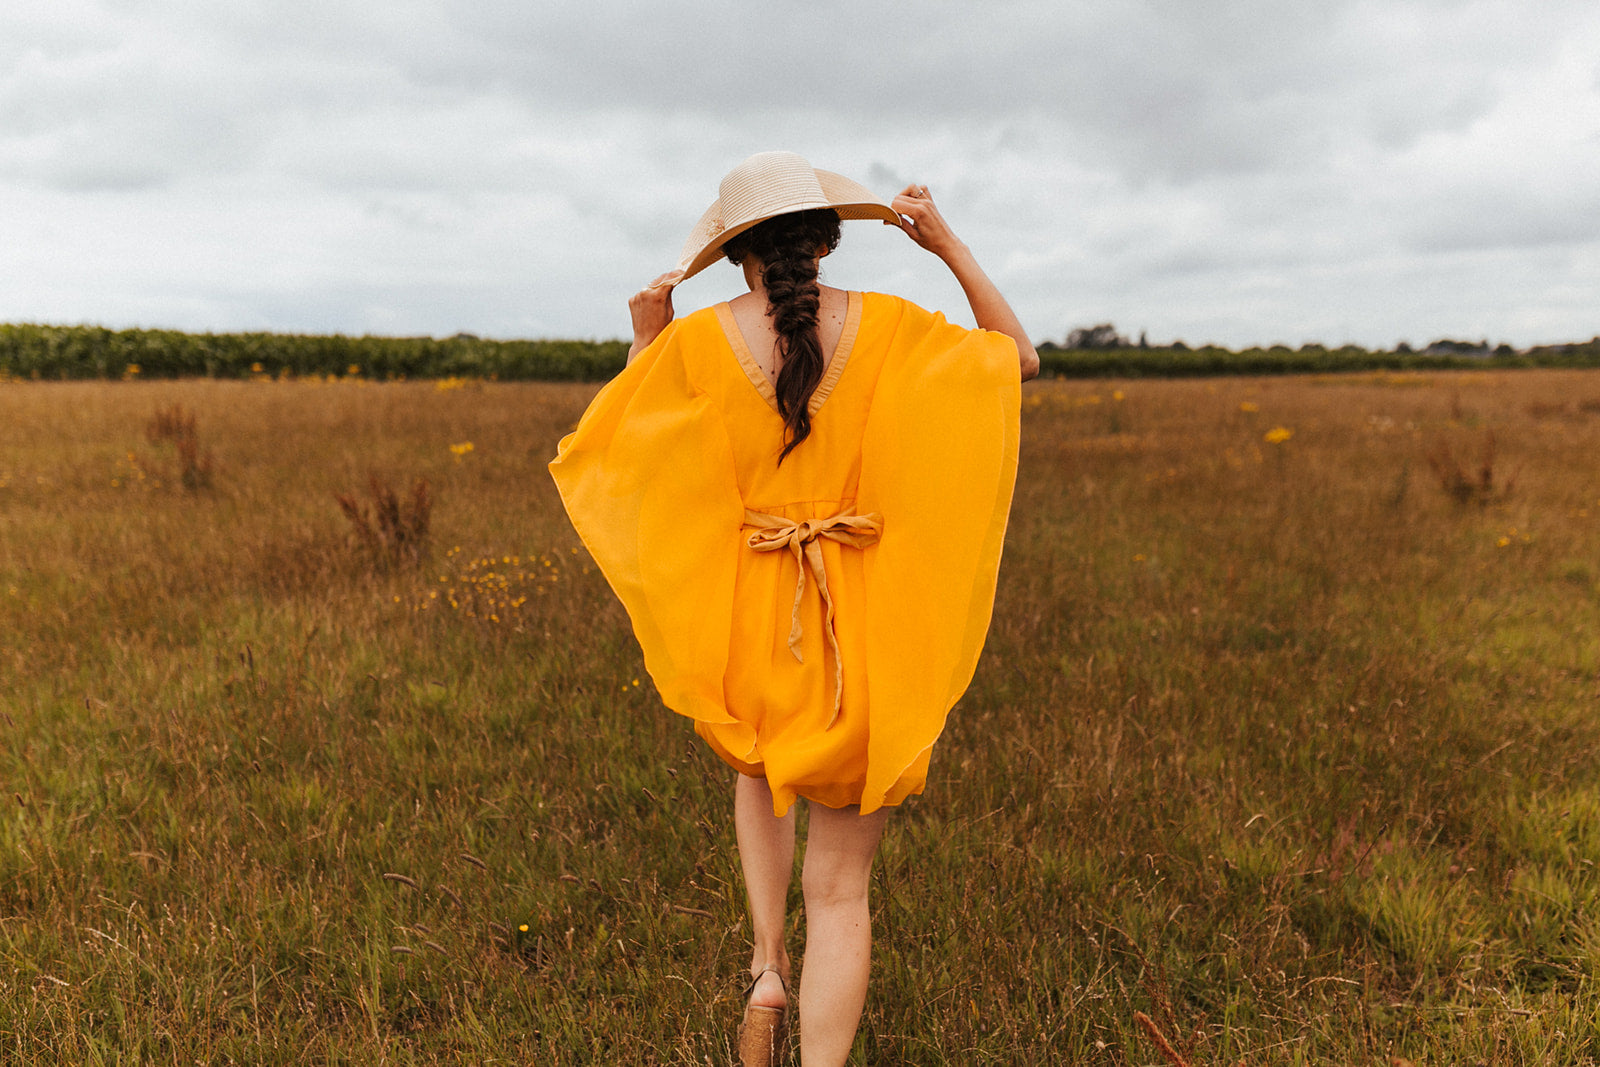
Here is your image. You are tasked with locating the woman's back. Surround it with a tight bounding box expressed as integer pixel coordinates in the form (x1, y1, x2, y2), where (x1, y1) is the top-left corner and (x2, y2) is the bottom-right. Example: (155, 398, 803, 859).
(709, 289, 868, 508)
(725, 284, 849, 391)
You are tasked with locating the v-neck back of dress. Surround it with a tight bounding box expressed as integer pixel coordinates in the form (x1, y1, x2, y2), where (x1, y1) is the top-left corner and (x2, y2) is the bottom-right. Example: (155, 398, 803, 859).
(713, 290, 864, 418)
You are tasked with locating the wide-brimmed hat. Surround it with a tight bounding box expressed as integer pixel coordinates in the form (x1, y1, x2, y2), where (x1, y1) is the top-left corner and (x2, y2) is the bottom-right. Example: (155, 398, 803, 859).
(674, 151, 900, 282)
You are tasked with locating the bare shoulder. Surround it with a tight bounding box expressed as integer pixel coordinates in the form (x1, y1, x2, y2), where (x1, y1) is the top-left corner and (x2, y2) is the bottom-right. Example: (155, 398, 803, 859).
(817, 284, 848, 325)
(728, 291, 771, 346)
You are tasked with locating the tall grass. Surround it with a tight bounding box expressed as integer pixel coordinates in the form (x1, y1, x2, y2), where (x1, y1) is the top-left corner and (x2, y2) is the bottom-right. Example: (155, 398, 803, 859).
(2, 371, 1599, 1063)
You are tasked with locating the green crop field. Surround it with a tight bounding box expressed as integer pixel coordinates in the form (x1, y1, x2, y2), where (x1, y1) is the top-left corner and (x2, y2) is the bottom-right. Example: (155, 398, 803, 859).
(5, 321, 1600, 384)
(3, 371, 1599, 1064)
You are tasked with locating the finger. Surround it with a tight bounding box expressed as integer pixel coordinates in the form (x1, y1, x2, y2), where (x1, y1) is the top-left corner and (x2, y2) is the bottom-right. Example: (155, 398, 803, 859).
(646, 269, 685, 291)
(891, 195, 928, 218)
(891, 199, 925, 223)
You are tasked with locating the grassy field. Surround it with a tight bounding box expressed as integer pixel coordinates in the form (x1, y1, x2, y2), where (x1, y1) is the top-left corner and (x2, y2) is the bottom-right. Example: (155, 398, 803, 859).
(2, 371, 1598, 1065)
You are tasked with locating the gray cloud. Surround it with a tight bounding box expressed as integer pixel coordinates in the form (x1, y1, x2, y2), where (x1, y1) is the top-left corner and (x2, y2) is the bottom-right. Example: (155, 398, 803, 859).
(1, 0, 1598, 347)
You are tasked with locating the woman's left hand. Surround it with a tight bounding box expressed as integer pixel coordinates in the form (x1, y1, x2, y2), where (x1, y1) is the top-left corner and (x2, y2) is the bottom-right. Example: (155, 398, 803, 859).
(890, 183, 1041, 381)
(628, 270, 685, 362)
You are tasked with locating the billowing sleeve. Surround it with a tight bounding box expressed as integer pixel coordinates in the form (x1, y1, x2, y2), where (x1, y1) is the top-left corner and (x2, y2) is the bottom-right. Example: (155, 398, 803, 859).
(856, 298, 1021, 810)
(547, 320, 743, 726)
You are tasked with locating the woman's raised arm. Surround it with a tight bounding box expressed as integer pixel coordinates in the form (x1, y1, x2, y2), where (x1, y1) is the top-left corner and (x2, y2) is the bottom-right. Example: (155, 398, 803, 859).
(890, 185, 1040, 381)
(626, 269, 686, 364)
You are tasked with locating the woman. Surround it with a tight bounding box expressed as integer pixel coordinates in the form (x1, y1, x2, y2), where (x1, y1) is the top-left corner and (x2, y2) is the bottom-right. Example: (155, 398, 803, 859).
(549, 151, 1038, 1066)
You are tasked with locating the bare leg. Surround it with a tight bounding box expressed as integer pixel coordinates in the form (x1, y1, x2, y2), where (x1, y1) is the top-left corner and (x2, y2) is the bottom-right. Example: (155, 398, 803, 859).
(798, 802, 890, 1066)
(735, 774, 795, 1009)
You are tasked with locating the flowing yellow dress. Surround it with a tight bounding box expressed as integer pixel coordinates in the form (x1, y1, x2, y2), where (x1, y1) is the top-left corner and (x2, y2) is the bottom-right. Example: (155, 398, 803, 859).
(548, 291, 1020, 815)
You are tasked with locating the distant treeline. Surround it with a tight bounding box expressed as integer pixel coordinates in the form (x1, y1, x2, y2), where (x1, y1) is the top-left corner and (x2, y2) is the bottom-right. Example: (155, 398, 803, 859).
(1036, 338, 1600, 378)
(3, 321, 1599, 382)
(0, 324, 629, 382)
(1037, 322, 1600, 377)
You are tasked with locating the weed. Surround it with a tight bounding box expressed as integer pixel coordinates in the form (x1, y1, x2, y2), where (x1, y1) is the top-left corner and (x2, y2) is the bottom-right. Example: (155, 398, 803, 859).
(1425, 429, 1513, 506)
(144, 402, 214, 490)
(336, 473, 432, 568)
(413, 547, 578, 629)
(1385, 456, 1413, 510)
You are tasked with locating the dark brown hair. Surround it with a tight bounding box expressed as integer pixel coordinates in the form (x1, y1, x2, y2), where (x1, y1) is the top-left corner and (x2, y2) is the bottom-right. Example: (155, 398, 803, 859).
(721, 208, 842, 462)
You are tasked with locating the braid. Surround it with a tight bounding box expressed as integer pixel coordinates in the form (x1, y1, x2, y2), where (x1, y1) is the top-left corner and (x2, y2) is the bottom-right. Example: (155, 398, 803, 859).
(722, 209, 842, 462)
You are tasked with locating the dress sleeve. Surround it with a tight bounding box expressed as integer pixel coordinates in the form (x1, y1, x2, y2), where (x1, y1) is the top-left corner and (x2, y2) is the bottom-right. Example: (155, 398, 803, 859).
(856, 297, 1022, 810)
(547, 320, 743, 726)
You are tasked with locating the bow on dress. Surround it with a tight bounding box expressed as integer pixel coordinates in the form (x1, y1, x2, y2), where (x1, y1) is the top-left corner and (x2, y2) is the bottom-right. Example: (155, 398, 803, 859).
(741, 508, 883, 728)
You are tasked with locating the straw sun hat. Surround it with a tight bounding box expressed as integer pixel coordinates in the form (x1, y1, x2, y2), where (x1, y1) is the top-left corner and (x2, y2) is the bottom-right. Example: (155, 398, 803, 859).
(674, 151, 901, 282)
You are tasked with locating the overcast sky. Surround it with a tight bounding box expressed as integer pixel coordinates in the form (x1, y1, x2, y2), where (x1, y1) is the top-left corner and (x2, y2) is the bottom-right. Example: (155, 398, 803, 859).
(3, 0, 1597, 349)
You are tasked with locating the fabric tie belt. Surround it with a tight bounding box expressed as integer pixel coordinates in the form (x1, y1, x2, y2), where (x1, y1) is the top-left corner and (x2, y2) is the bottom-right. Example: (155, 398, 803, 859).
(741, 508, 883, 728)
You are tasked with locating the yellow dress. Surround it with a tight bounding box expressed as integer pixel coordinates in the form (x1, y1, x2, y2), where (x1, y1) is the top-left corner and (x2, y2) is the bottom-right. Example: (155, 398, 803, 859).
(548, 291, 1020, 815)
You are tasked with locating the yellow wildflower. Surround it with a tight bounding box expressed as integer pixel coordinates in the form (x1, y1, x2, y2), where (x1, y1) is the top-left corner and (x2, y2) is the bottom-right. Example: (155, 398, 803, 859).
(1263, 427, 1293, 444)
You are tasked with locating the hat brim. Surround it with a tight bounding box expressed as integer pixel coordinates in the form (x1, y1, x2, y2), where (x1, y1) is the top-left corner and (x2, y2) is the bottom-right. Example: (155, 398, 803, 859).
(674, 168, 901, 283)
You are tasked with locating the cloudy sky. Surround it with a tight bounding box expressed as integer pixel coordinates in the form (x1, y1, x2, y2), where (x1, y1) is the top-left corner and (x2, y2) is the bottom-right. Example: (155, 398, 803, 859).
(3, 0, 1597, 349)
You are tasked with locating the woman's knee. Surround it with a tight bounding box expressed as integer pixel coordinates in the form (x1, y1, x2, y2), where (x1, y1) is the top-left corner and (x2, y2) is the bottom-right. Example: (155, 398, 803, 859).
(801, 854, 873, 912)
(800, 803, 889, 910)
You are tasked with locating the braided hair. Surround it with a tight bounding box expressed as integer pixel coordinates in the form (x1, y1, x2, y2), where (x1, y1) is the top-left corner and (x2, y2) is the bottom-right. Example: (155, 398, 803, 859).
(721, 208, 842, 462)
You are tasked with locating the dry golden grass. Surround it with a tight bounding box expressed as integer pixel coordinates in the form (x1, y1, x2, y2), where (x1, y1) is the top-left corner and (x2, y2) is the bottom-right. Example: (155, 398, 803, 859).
(2, 370, 1599, 1063)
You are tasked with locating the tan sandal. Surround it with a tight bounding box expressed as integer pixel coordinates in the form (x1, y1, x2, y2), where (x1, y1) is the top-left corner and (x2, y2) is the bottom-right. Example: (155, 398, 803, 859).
(737, 966, 789, 1067)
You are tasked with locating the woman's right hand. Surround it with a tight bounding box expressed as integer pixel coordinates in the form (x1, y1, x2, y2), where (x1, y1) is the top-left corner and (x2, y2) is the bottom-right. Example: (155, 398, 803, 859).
(627, 269, 684, 363)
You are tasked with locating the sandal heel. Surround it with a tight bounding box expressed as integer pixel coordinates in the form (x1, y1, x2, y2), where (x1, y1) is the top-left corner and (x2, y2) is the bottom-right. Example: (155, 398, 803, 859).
(737, 966, 789, 1067)
(737, 1004, 786, 1066)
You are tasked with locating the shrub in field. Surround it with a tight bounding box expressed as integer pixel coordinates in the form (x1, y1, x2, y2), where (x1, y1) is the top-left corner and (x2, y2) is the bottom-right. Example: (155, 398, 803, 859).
(336, 474, 431, 568)
(144, 403, 214, 491)
(1425, 428, 1513, 506)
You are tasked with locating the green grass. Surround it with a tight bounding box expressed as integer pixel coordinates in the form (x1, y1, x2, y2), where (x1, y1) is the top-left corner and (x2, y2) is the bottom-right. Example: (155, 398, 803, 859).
(3, 371, 1600, 1063)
